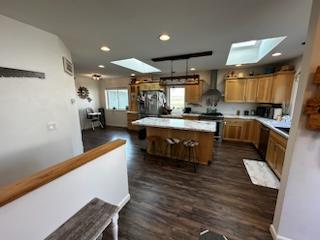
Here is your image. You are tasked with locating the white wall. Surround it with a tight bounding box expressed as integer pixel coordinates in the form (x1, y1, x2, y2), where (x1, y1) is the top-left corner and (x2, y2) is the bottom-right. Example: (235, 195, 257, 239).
(0, 144, 129, 240)
(271, 1, 320, 239)
(99, 77, 131, 127)
(75, 76, 101, 129)
(0, 15, 83, 186)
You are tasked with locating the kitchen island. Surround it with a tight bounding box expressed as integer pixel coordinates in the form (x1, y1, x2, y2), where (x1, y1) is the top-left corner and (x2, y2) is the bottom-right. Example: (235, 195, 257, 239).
(132, 117, 216, 165)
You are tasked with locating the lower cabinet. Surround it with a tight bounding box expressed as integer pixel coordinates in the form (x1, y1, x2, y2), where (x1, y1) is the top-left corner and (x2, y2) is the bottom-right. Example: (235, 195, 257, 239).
(223, 118, 287, 179)
(252, 120, 262, 148)
(265, 131, 287, 178)
(182, 115, 200, 120)
(127, 113, 140, 131)
(223, 119, 253, 142)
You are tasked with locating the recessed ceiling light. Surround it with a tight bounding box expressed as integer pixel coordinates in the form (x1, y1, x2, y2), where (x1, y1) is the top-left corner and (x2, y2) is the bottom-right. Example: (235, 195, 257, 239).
(98, 65, 105, 68)
(100, 46, 110, 52)
(159, 34, 170, 41)
(272, 52, 282, 57)
(235, 64, 242, 67)
(190, 67, 196, 71)
(131, 73, 136, 77)
(111, 58, 161, 73)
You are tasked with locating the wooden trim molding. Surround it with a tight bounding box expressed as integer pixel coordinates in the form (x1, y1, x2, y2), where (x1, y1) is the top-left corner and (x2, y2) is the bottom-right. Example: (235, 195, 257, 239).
(0, 139, 126, 207)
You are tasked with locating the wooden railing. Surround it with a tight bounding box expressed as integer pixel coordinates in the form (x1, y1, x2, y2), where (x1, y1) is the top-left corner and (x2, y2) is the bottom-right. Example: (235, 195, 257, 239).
(0, 139, 126, 207)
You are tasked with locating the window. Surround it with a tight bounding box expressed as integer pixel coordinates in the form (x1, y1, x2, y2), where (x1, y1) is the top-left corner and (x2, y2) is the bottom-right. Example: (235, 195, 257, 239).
(105, 89, 128, 110)
(169, 87, 185, 112)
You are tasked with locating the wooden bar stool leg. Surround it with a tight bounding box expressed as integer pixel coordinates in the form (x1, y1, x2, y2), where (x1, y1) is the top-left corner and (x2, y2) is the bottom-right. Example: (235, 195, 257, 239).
(111, 213, 119, 240)
(193, 147, 197, 173)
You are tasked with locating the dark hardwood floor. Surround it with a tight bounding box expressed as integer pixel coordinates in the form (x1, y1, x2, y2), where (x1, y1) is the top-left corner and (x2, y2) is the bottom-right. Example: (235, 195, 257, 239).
(82, 127, 278, 240)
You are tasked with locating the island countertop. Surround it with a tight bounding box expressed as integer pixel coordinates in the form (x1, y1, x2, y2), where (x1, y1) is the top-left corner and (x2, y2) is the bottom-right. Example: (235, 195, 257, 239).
(132, 117, 216, 133)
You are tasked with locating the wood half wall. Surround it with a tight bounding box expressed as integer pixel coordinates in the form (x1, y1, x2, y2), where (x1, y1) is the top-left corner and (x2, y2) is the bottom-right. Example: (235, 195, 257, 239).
(0, 139, 126, 207)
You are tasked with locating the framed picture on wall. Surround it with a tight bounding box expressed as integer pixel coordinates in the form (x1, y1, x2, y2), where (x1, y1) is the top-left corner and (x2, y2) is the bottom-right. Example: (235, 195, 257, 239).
(62, 57, 74, 76)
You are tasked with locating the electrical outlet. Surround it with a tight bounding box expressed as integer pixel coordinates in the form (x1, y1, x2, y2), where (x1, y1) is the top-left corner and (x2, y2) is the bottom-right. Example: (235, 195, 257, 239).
(47, 122, 57, 131)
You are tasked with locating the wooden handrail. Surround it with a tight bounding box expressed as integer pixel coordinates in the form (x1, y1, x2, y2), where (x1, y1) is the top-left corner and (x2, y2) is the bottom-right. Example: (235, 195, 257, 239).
(0, 139, 126, 207)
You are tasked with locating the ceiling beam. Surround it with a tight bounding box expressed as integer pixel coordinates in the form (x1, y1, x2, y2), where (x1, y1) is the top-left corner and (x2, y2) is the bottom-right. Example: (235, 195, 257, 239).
(151, 51, 213, 62)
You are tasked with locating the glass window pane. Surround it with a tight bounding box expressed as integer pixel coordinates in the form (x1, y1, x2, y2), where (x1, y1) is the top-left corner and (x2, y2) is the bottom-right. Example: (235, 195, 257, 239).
(118, 89, 128, 110)
(105, 89, 128, 110)
(169, 87, 185, 110)
(107, 90, 118, 109)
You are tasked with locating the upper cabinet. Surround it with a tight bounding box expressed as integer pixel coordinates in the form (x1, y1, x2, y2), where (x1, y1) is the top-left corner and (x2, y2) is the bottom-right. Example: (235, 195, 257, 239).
(271, 72, 294, 104)
(244, 78, 258, 102)
(224, 79, 246, 102)
(185, 81, 203, 104)
(224, 71, 294, 104)
(256, 76, 273, 103)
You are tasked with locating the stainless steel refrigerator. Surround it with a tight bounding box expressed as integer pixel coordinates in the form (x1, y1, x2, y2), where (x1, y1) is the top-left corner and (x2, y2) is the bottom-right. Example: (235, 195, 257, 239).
(138, 90, 166, 117)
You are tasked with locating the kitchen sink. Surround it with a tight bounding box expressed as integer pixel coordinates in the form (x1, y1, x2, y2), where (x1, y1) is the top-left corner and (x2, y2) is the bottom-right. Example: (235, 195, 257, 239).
(276, 127, 290, 134)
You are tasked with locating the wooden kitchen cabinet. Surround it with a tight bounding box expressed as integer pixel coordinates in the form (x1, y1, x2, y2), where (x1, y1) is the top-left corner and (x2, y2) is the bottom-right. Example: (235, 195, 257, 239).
(185, 81, 203, 103)
(256, 76, 273, 103)
(271, 71, 294, 104)
(244, 78, 258, 102)
(252, 120, 262, 149)
(224, 79, 246, 102)
(129, 84, 139, 111)
(266, 130, 287, 178)
(224, 71, 294, 104)
(127, 112, 140, 131)
(223, 119, 253, 142)
(182, 115, 200, 120)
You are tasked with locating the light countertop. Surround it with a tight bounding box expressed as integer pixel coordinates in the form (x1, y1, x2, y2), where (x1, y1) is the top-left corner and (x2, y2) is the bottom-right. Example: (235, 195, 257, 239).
(160, 113, 201, 118)
(224, 115, 290, 138)
(132, 117, 216, 133)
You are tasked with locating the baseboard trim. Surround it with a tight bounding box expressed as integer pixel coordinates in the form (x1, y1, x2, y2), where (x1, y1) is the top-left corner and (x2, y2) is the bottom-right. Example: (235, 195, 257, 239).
(117, 194, 130, 210)
(270, 224, 293, 240)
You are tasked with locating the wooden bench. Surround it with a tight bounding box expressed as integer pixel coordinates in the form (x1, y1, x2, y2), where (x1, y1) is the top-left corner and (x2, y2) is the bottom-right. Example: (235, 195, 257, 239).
(45, 198, 119, 240)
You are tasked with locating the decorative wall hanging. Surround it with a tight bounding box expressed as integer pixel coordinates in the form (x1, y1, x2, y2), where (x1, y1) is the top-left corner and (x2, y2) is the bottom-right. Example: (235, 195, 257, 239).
(63, 57, 74, 76)
(77, 86, 92, 102)
(0, 67, 45, 79)
(304, 66, 320, 130)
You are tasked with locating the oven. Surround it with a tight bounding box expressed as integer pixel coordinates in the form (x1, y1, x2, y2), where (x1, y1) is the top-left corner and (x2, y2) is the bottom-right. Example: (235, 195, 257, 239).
(199, 113, 224, 142)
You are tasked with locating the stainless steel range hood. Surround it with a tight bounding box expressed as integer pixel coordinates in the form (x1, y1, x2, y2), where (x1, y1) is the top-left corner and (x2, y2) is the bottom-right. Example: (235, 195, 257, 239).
(203, 70, 222, 97)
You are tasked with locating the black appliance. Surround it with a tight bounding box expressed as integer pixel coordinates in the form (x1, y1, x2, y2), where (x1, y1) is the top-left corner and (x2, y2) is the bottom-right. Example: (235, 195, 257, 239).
(184, 107, 192, 113)
(199, 112, 224, 142)
(256, 105, 282, 119)
(98, 108, 106, 127)
(256, 106, 271, 118)
(258, 126, 270, 159)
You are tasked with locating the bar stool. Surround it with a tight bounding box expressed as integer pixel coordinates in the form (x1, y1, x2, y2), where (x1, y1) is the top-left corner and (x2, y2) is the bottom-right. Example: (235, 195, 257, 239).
(164, 138, 181, 163)
(183, 139, 199, 172)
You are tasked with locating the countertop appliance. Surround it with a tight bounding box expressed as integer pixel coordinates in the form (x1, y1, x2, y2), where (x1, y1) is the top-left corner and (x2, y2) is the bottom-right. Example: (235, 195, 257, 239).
(256, 105, 282, 119)
(256, 106, 271, 118)
(199, 112, 224, 142)
(184, 107, 192, 113)
(138, 90, 166, 117)
(258, 126, 270, 159)
(272, 108, 283, 120)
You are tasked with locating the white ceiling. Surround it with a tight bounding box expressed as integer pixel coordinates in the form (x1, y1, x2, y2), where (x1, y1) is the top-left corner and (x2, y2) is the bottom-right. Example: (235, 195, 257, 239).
(0, 0, 313, 78)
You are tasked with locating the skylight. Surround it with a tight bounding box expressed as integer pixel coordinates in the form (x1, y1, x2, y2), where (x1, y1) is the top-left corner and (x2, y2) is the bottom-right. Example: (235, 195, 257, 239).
(111, 58, 161, 73)
(226, 36, 286, 65)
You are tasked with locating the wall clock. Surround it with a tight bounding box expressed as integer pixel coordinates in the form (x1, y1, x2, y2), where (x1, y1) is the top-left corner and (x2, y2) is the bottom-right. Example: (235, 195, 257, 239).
(77, 86, 92, 102)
